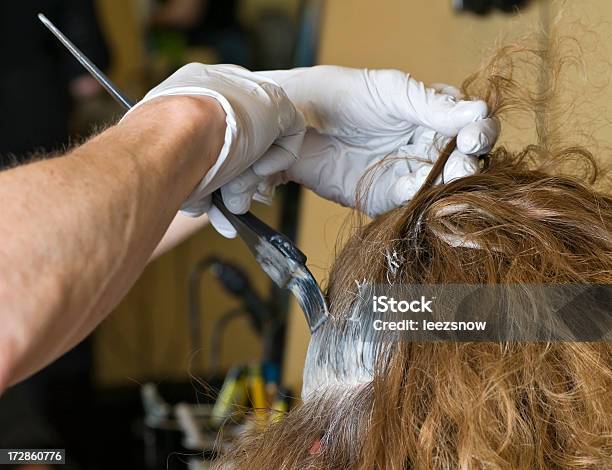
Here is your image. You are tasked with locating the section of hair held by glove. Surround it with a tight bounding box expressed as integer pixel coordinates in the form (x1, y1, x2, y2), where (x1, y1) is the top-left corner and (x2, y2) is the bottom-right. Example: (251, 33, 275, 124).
(214, 25, 612, 470)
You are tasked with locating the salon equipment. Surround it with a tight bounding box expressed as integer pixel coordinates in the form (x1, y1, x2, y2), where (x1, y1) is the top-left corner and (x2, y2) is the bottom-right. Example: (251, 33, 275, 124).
(141, 383, 233, 469)
(187, 257, 268, 360)
(38, 13, 329, 333)
(210, 363, 291, 428)
(207, 257, 269, 333)
(210, 365, 248, 427)
(186, 257, 298, 373)
(142, 383, 172, 427)
(247, 363, 268, 426)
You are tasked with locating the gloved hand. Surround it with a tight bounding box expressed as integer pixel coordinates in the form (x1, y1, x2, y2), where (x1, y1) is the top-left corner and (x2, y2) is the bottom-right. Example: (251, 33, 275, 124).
(126, 63, 305, 235)
(220, 66, 499, 230)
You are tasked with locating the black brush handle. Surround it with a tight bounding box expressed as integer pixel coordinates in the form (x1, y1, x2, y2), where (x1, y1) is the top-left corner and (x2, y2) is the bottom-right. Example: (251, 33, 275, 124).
(212, 191, 307, 265)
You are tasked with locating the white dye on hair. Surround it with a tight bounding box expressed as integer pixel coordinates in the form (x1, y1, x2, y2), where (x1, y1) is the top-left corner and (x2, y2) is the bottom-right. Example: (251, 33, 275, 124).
(384, 248, 404, 283)
(302, 284, 387, 399)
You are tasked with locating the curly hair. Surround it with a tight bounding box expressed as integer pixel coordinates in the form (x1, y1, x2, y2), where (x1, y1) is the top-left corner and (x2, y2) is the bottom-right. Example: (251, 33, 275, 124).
(215, 26, 612, 470)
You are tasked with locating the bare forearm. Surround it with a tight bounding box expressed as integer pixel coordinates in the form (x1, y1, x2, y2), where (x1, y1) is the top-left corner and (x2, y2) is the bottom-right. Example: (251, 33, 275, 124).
(0, 96, 224, 390)
(151, 212, 209, 261)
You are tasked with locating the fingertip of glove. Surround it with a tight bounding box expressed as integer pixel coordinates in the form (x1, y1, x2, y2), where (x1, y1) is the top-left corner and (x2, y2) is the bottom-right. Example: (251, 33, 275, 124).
(432, 99, 489, 137)
(452, 99, 488, 124)
(214, 226, 238, 238)
(456, 117, 500, 155)
(225, 194, 251, 214)
(208, 206, 238, 238)
(457, 127, 489, 155)
(221, 177, 257, 214)
(443, 152, 479, 182)
(218, 227, 238, 239)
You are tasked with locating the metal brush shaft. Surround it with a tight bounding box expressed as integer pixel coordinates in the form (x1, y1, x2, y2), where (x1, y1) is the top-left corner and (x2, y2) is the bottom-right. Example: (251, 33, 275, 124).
(38, 13, 134, 109)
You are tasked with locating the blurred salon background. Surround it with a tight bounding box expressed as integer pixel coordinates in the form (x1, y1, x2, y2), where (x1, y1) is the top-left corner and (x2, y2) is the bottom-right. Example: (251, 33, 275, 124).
(1, 1, 611, 468)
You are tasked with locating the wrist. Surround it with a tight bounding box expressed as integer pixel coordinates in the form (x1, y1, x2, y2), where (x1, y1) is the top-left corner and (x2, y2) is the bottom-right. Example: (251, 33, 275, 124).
(119, 95, 227, 189)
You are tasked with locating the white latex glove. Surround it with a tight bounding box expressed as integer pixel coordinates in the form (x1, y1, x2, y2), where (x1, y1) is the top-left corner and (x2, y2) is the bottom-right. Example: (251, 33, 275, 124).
(126, 63, 305, 236)
(220, 66, 499, 226)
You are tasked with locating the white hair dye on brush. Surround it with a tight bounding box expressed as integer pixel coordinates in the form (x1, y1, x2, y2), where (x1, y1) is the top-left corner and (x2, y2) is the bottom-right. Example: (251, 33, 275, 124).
(302, 282, 386, 399)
